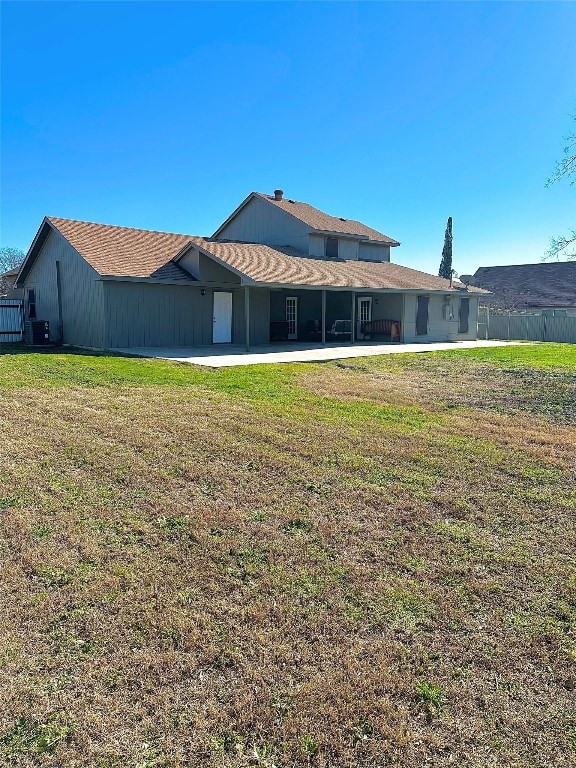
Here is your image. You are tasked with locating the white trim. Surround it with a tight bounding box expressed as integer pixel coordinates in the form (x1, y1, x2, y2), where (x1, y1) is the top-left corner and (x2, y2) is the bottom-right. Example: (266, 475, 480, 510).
(285, 296, 298, 340)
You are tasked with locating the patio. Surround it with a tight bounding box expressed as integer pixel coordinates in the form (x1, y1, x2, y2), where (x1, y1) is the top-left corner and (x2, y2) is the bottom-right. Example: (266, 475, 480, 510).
(111, 339, 525, 368)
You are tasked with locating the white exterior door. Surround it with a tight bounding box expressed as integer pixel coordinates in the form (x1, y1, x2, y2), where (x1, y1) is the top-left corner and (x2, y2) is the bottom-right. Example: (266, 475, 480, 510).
(356, 296, 372, 340)
(286, 297, 298, 340)
(213, 291, 233, 343)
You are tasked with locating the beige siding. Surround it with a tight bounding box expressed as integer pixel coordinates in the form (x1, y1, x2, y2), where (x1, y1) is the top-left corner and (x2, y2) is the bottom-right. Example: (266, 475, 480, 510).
(358, 242, 390, 262)
(217, 196, 310, 251)
(23, 228, 105, 347)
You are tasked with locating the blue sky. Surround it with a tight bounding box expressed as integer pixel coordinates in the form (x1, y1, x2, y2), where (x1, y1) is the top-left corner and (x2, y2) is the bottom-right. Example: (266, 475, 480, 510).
(1, 1, 575, 276)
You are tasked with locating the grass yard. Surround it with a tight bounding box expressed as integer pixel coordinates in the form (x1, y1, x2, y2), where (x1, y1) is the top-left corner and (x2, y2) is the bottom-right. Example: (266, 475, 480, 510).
(0, 343, 575, 768)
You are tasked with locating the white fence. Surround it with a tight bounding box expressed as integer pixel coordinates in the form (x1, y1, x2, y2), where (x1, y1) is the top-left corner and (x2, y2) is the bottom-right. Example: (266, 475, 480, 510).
(480, 311, 576, 344)
(0, 300, 24, 342)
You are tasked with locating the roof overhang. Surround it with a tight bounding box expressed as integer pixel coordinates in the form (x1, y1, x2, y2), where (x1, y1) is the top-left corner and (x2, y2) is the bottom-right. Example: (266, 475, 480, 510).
(15, 217, 59, 287)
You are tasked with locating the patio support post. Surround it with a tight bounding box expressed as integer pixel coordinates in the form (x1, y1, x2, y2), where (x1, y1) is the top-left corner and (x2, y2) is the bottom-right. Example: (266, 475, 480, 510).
(244, 285, 250, 352)
(321, 290, 326, 344)
(350, 291, 356, 343)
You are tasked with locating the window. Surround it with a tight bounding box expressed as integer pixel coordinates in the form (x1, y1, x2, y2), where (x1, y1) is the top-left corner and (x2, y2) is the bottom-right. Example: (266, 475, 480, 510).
(416, 296, 429, 335)
(325, 237, 339, 259)
(28, 289, 37, 319)
(459, 298, 470, 334)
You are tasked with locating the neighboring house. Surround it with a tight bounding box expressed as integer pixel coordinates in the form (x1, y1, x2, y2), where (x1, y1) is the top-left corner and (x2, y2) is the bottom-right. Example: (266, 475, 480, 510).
(0, 267, 24, 299)
(15, 190, 486, 349)
(471, 262, 576, 316)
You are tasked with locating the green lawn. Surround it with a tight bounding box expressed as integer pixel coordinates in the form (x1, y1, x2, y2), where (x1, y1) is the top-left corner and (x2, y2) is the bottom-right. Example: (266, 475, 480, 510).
(1, 343, 575, 767)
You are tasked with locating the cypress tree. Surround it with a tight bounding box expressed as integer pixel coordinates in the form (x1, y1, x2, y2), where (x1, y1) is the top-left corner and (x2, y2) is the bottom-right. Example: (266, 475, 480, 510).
(438, 217, 453, 279)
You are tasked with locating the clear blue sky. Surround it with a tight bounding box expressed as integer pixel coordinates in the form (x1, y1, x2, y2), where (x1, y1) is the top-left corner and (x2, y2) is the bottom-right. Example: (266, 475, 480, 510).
(1, 1, 575, 276)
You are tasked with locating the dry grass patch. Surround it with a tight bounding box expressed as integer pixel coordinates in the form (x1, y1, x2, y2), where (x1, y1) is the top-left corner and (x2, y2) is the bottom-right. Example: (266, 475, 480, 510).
(0, 345, 575, 767)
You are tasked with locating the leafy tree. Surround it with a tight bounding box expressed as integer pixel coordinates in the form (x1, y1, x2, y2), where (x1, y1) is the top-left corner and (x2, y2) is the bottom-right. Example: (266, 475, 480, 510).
(545, 113, 575, 261)
(0, 246, 25, 273)
(438, 217, 453, 279)
(0, 247, 25, 295)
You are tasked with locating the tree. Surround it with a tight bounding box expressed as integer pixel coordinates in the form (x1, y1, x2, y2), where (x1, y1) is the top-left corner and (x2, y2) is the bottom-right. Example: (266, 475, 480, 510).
(0, 247, 25, 296)
(438, 216, 453, 279)
(0, 246, 25, 273)
(544, 113, 575, 261)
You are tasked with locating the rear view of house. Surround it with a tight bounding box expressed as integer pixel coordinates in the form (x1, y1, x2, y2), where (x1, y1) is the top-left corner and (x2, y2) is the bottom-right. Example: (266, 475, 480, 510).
(15, 190, 485, 349)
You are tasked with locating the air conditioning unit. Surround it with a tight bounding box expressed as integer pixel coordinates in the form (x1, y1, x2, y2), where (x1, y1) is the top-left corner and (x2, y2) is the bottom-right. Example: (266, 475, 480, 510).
(31, 320, 50, 345)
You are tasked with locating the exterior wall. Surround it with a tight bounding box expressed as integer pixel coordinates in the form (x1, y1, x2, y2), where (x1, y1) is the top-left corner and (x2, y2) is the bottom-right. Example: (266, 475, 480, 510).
(22, 228, 105, 347)
(103, 282, 252, 347)
(339, 239, 359, 260)
(358, 242, 390, 262)
(370, 293, 403, 322)
(309, 234, 325, 258)
(235, 288, 270, 346)
(270, 288, 322, 339)
(216, 196, 310, 252)
(309, 234, 362, 261)
(402, 293, 479, 342)
(199, 253, 241, 283)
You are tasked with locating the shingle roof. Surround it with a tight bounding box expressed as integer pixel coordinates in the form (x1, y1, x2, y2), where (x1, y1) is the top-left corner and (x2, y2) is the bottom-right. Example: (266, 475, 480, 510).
(472, 262, 576, 308)
(41, 216, 485, 293)
(47, 217, 195, 280)
(193, 238, 485, 293)
(253, 193, 400, 244)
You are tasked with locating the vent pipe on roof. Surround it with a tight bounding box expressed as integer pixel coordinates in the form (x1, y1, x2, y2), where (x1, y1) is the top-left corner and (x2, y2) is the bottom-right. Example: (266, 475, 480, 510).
(273, 189, 284, 201)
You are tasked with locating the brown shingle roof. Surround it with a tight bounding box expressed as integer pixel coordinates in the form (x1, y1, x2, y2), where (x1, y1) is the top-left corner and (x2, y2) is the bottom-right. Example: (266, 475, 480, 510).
(193, 238, 485, 293)
(47, 217, 195, 280)
(472, 262, 576, 308)
(253, 193, 400, 244)
(43, 216, 485, 293)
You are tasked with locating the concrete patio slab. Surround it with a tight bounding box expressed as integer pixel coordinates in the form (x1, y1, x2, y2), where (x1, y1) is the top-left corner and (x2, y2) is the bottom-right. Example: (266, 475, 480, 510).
(111, 340, 528, 368)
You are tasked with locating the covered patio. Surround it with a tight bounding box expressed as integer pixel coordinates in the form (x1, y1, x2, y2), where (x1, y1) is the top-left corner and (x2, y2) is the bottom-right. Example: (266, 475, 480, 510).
(242, 286, 405, 349)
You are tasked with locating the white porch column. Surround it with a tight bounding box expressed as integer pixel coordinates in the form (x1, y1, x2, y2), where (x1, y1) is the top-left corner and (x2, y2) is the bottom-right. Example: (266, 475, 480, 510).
(321, 290, 326, 344)
(244, 285, 250, 352)
(350, 291, 355, 343)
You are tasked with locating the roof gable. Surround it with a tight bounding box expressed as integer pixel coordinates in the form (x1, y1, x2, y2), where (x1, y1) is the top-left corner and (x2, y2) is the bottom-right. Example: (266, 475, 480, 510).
(19, 217, 199, 282)
(212, 192, 400, 245)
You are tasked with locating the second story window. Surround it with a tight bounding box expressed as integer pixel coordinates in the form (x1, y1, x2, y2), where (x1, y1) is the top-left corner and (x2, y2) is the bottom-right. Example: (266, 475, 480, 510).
(28, 289, 37, 319)
(325, 237, 339, 259)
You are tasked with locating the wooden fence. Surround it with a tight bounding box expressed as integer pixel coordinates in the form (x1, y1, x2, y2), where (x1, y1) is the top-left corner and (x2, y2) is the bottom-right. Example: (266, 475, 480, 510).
(480, 311, 576, 344)
(0, 300, 24, 342)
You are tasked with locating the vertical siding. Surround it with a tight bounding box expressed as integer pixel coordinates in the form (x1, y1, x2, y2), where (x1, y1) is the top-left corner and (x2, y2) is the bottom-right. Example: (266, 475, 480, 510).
(22, 228, 105, 347)
(233, 288, 270, 345)
(358, 243, 390, 262)
(401, 293, 479, 342)
(104, 281, 210, 347)
(339, 239, 359, 260)
(217, 197, 311, 251)
(309, 235, 325, 258)
(371, 293, 403, 323)
(199, 253, 241, 283)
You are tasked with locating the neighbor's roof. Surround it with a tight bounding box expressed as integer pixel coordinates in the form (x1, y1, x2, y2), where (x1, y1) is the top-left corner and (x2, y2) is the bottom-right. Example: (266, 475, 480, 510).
(213, 192, 400, 245)
(192, 238, 486, 293)
(21, 216, 485, 294)
(472, 262, 576, 308)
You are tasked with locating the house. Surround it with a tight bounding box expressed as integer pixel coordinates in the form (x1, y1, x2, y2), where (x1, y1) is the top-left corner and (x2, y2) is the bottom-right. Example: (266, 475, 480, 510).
(14, 190, 486, 349)
(0, 267, 23, 299)
(470, 262, 576, 316)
